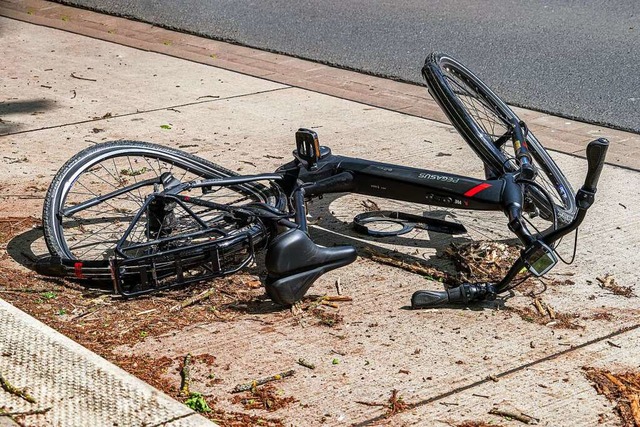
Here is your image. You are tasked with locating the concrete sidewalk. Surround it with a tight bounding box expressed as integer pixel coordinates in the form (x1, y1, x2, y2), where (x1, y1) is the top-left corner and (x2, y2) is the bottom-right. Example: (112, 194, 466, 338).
(1, 4, 639, 427)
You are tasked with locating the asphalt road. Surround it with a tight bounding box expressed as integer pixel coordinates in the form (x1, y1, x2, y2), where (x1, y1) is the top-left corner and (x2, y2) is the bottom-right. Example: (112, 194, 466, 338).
(57, 0, 640, 132)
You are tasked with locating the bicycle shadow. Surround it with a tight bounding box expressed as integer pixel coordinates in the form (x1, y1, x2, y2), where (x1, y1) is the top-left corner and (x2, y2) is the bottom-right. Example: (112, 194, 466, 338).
(302, 191, 518, 263)
(5, 192, 516, 312)
(6, 224, 46, 269)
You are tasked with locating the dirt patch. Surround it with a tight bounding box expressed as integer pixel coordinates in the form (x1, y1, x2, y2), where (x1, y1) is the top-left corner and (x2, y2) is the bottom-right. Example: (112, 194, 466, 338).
(0, 217, 40, 246)
(0, 218, 294, 426)
(113, 354, 176, 394)
(586, 311, 616, 321)
(583, 367, 640, 427)
(505, 305, 583, 330)
(290, 295, 351, 328)
(0, 217, 629, 425)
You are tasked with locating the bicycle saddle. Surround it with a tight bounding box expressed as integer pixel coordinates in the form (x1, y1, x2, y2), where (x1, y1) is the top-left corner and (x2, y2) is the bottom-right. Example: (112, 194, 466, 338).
(264, 229, 357, 305)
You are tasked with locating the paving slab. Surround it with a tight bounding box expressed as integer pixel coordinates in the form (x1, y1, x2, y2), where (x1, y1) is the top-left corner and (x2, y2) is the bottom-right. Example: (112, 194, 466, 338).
(0, 11, 639, 427)
(0, 16, 285, 135)
(0, 299, 215, 426)
(392, 326, 640, 426)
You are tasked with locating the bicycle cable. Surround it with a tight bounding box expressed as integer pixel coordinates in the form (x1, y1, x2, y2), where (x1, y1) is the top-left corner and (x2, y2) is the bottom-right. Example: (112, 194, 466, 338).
(523, 180, 559, 233)
(521, 181, 578, 265)
(555, 228, 579, 265)
(501, 272, 533, 294)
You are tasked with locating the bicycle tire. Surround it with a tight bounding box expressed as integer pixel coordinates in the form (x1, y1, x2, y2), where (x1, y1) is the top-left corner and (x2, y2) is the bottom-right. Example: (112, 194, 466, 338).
(42, 140, 287, 276)
(422, 52, 576, 227)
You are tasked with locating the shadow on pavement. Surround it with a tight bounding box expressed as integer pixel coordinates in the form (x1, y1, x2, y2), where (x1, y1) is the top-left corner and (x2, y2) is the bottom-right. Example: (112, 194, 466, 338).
(6, 225, 46, 270)
(0, 99, 57, 134)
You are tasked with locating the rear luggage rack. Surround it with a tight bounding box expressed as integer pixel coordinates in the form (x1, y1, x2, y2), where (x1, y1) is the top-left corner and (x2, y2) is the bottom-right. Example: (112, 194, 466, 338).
(111, 227, 261, 297)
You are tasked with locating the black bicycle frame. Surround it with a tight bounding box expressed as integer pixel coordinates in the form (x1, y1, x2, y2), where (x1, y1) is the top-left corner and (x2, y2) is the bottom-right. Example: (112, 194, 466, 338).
(282, 154, 506, 212)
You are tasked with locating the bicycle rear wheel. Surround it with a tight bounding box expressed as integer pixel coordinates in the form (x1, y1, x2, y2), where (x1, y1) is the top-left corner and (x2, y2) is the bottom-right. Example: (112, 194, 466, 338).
(42, 140, 286, 279)
(422, 52, 576, 228)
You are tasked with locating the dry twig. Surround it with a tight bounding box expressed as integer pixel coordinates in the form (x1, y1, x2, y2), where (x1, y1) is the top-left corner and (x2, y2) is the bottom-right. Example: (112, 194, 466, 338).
(232, 369, 295, 393)
(171, 287, 216, 311)
(0, 372, 36, 403)
(0, 407, 51, 417)
(361, 199, 380, 212)
(179, 353, 191, 397)
(489, 407, 539, 424)
(297, 359, 316, 370)
(70, 72, 97, 82)
(364, 248, 451, 283)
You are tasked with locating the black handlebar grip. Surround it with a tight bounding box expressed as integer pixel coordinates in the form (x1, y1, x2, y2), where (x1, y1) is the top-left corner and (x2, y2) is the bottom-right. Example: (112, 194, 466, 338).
(411, 290, 449, 308)
(583, 138, 609, 193)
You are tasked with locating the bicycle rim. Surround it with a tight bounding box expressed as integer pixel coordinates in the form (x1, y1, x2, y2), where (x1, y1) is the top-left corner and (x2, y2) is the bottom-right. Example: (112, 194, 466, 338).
(43, 141, 285, 266)
(423, 53, 576, 227)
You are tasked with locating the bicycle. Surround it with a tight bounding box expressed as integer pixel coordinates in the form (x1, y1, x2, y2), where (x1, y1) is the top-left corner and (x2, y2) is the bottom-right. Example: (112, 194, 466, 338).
(35, 52, 609, 308)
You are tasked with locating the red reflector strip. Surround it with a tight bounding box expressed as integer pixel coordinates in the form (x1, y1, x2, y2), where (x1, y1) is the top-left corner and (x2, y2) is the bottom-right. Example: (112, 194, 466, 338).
(464, 183, 492, 197)
(74, 262, 85, 279)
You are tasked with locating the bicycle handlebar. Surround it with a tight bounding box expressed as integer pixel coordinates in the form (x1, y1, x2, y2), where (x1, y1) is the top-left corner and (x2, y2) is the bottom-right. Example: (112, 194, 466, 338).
(583, 138, 609, 193)
(412, 138, 610, 309)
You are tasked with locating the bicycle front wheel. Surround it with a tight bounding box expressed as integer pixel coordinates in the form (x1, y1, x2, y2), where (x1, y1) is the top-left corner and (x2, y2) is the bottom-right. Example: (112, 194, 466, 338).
(422, 52, 576, 228)
(43, 140, 287, 277)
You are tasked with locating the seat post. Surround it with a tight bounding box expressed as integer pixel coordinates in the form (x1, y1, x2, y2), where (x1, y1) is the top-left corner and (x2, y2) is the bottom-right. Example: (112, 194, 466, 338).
(292, 185, 308, 232)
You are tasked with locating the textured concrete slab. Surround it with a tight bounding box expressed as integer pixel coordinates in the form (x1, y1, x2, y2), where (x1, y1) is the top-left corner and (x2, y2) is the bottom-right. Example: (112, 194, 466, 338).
(391, 326, 640, 426)
(0, 299, 215, 426)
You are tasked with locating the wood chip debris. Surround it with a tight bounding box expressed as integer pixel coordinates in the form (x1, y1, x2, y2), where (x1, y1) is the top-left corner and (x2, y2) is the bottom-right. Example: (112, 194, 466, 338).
(584, 367, 640, 427)
(596, 274, 636, 298)
(386, 389, 409, 417)
(445, 241, 522, 283)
